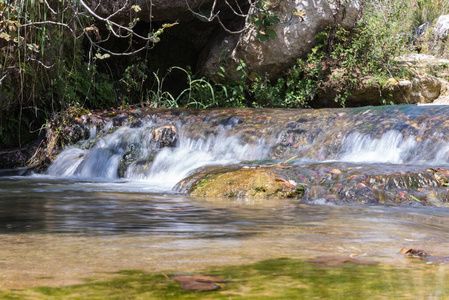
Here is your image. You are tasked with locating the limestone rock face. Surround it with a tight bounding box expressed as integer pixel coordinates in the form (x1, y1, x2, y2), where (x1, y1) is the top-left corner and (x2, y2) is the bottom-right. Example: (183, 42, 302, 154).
(201, 0, 361, 80)
(433, 15, 449, 40)
(430, 15, 449, 58)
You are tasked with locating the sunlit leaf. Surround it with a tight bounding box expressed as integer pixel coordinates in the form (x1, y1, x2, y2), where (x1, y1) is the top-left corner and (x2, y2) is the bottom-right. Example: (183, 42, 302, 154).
(131, 5, 141, 13)
(84, 25, 98, 33)
(0, 32, 11, 41)
(162, 22, 178, 29)
(95, 53, 111, 60)
(292, 9, 306, 17)
(27, 43, 40, 53)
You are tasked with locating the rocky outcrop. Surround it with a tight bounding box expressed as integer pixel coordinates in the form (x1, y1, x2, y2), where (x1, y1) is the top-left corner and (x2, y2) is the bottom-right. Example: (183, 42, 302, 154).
(432, 14, 449, 58)
(433, 15, 449, 40)
(316, 54, 449, 107)
(201, 0, 361, 80)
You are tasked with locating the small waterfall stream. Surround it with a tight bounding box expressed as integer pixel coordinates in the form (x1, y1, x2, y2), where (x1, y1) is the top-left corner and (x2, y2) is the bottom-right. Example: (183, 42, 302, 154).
(45, 105, 449, 193)
(47, 124, 270, 188)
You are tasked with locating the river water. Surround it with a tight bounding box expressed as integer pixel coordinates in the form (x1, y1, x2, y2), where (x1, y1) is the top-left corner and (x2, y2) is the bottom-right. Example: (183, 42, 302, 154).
(2, 105, 449, 296)
(2, 174, 449, 293)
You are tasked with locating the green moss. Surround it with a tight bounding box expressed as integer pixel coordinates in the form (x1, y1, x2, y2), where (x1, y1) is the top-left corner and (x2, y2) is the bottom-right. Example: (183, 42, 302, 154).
(190, 168, 303, 199)
(1, 258, 449, 299)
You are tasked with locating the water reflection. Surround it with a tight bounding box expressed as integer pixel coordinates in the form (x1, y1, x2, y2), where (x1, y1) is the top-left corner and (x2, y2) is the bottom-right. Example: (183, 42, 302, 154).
(3, 176, 449, 292)
(2, 177, 449, 245)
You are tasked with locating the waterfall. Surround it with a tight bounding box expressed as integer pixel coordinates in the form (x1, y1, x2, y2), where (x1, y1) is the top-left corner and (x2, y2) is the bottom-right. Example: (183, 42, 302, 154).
(46, 121, 269, 188)
(45, 105, 449, 189)
(338, 130, 418, 164)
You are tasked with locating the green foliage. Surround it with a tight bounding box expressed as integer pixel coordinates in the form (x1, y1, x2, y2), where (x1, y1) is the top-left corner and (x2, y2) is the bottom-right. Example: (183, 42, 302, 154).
(119, 61, 148, 105)
(0, 1, 123, 147)
(2, 0, 449, 148)
(250, 1, 280, 41)
(411, 0, 449, 29)
(53, 61, 117, 109)
(148, 66, 237, 109)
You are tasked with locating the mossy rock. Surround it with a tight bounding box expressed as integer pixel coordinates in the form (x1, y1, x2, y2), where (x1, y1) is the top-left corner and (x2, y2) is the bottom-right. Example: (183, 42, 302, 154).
(188, 167, 304, 200)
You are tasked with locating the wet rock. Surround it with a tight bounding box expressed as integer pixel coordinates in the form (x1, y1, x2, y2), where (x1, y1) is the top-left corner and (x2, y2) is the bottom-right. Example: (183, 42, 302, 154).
(11, 104, 449, 208)
(399, 248, 449, 263)
(181, 166, 304, 200)
(427, 168, 449, 185)
(400, 248, 429, 258)
(218, 117, 242, 127)
(176, 161, 449, 205)
(152, 125, 178, 148)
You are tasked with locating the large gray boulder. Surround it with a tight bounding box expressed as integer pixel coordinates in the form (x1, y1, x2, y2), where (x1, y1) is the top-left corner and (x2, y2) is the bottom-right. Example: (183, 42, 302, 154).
(430, 15, 449, 58)
(201, 0, 361, 80)
(433, 15, 449, 40)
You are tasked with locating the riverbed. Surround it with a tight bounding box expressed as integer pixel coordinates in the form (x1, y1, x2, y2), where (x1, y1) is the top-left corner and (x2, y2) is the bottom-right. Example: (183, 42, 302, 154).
(2, 176, 449, 295)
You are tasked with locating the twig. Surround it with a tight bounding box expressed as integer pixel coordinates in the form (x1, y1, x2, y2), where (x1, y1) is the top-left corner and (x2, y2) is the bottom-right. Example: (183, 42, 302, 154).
(77, 0, 152, 41)
(27, 56, 55, 69)
(0, 74, 8, 86)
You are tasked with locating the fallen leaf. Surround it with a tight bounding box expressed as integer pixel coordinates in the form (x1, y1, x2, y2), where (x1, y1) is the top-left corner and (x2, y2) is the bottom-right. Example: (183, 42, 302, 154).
(275, 177, 297, 188)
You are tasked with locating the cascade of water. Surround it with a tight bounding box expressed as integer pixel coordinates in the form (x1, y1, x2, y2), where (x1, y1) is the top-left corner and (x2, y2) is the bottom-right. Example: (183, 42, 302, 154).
(338, 130, 418, 164)
(45, 105, 449, 189)
(127, 132, 268, 188)
(46, 121, 269, 188)
(337, 130, 449, 165)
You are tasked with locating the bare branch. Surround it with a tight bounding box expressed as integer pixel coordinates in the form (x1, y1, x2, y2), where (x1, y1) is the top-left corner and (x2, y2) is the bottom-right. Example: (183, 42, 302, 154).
(95, 43, 152, 56)
(76, 0, 154, 41)
(0, 74, 7, 86)
(185, 0, 254, 34)
(27, 56, 55, 69)
(224, 0, 247, 18)
(43, 0, 58, 15)
(105, 0, 129, 21)
(184, 0, 220, 23)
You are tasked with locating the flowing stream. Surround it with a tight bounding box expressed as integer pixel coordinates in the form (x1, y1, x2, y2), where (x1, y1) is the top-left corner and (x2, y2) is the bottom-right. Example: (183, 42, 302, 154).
(2, 104, 449, 296)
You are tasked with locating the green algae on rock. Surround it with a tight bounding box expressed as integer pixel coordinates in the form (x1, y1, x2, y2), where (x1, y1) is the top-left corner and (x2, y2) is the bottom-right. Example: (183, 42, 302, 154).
(177, 162, 449, 206)
(2, 258, 449, 299)
(181, 166, 305, 200)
